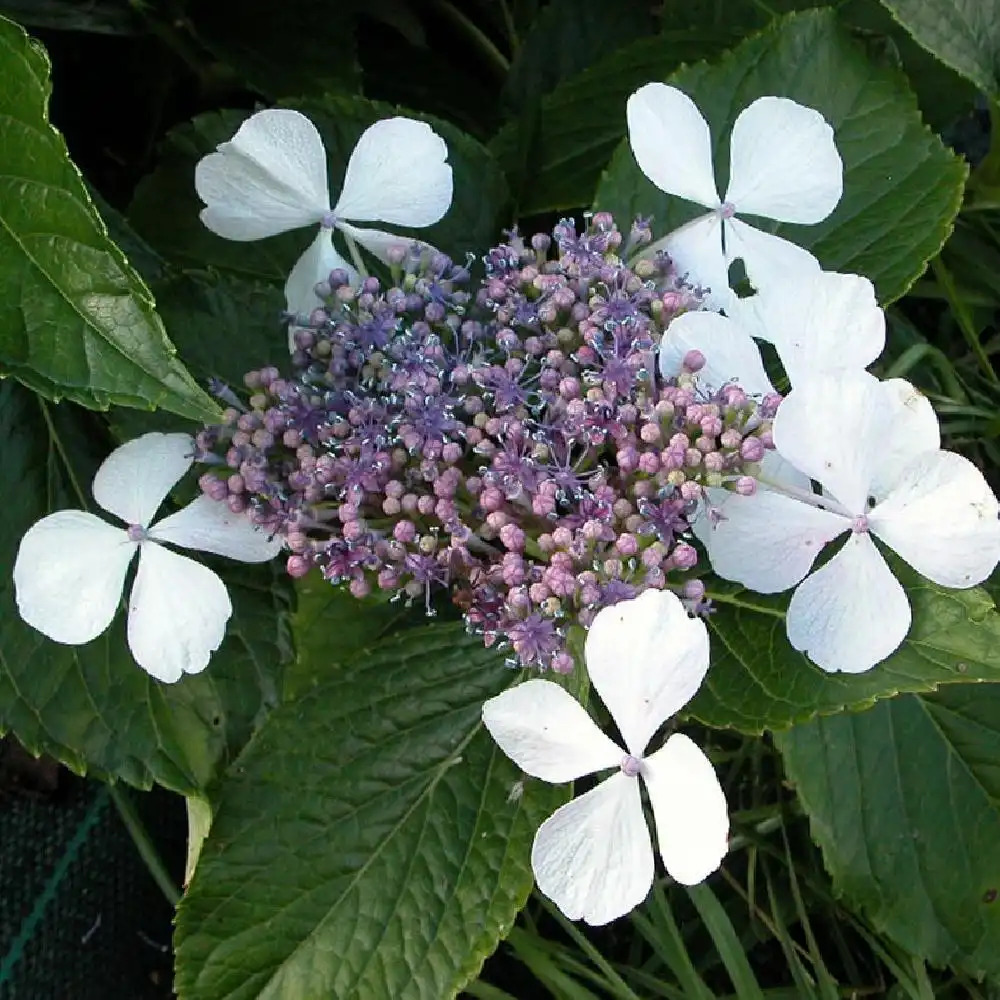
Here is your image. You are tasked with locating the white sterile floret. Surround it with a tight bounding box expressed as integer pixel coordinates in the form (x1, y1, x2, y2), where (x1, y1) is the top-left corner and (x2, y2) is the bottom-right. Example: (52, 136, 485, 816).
(705, 370, 1000, 673)
(13, 433, 283, 683)
(194, 108, 454, 327)
(659, 270, 885, 395)
(482, 589, 728, 925)
(627, 83, 842, 309)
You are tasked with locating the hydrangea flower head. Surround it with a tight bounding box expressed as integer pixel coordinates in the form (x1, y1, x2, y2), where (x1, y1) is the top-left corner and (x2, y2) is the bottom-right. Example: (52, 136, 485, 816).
(482, 589, 728, 925)
(626, 83, 843, 308)
(705, 370, 1000, 673)
(13, 433, 282, 682)
(194, 108, 454, 320)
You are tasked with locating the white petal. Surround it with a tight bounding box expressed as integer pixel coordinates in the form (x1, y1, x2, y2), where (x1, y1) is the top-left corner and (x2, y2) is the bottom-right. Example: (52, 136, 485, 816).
(759, 447, 813, 493)
(625, 83, 719, 209)
(482, 679, 623, 783)
(656, 214, 733, 312)
(337, 222, 432, 266)
(585, 590, 710, 756)
(149, 495, 283, 562)
(659, 310, 774, 397)
(332, 118, 453, 227)
(725, 97, 843, 224)
(127, 543, 232, 683)
(643, 734, 728, 885)
(730, 271, 885, 386)
(787, 533, 910, 673)
(773, 369, 886, 514)
(707, 488, 848, 593)
(724, 217, 821, 297)
(532, 773, 652, 926)
(283, 228, 358, 322)
(13, 511, 135, 645)
(92, 433, 193, 527)
(696, 449, 812, 558)
(870, 451, 1000, 588)
(195, 109, 330, 241)
(872, 378, 941, 499)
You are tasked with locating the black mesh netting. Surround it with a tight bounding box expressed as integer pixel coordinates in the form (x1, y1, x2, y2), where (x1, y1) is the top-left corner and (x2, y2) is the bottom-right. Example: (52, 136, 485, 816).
(0, 741, 186, 1000)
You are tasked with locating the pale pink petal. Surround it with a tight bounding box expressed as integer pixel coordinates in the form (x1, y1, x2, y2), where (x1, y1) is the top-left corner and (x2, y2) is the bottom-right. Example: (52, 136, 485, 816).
(532, 772, 652, 925)
(127, 544, 232, 683)
(196, 109, 330, 240)
(786, 533, 911, 673)
(333, 118, 452, 227)
(149, 495, 283, 562)
(706, 488, 848, 593)
(730, 271, 884, 385)
(870, 451, 1000, 588)
(93, 433, 194, 527)
(482, 679, 623, 783)
(283, 228, 358, 323)
(724, 217, 821, 298)
(659, 310, 774, 397)
(643, 734, 728, 885)
(773, 369, 887, 514)
(725, 97, 843, 223)
(13, 511, 135, 645)
(625, 83, 719, 209)
(872, 378, 941, 499)
(585, 590, 710, 756)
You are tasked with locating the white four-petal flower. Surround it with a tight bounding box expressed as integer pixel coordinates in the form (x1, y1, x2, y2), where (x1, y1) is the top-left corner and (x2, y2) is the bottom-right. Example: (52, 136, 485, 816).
(627, 83, 843, 309)
(195, 108, 454, 324)
(13, 433, 283, 683)
(482, 589, 728, 925)
(659, 270, 885, 396)
(705, 370, 1000, 673)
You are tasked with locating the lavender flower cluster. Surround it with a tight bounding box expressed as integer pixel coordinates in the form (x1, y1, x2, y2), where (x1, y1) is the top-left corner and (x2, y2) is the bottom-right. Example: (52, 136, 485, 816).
(195, 214, 777, 669)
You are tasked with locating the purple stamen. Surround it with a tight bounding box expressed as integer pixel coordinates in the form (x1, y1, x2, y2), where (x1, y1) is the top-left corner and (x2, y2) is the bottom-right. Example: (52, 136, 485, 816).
(718, 201, 736, 220)
(320, 210, 338, 229)
(852, 514, 870, 534)
(621, 754, 642, 777)
(126, 524, 147, 542)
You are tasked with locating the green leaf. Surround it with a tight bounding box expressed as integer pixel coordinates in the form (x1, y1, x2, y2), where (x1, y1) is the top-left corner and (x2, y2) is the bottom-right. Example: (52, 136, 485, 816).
(687, 573, 1000, 733)
(501, 0, 654, 113)
(187, 0, 361, 100)
(0, 16, 219, 421)
(593, 9, 968, 304)
(0, 380, 291, 794)
(490, 27, 742, 216)
(130, 96, 509, 282)
(285, 577, 429, 699)
(877, 0, 1000, 100)
(776, 686, 1000, 977)
(175, 624, 565, 1000)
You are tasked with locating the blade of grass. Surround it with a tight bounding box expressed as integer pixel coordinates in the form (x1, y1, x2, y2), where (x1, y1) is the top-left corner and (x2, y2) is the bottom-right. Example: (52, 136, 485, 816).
(686, 883, 766, 1000)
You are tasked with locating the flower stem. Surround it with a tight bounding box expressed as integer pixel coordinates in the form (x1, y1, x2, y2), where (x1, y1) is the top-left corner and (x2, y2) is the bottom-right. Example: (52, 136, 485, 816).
(428, 0, 510, 78)
(107, 783, 182, 907)
(342, 232, 369, 281)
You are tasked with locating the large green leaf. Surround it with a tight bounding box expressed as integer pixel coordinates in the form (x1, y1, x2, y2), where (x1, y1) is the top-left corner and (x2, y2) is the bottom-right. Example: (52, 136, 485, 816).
(501, 0, 654, 114)
(687, 573, 1000, 733)
(130, 96, 509, 282)
(0, 16, 219, 421)
(175, 624, 565, 1000)
(490, 27, 742, 216)
(878, 0, 1000, 99)
(777, 686, 1000, 977)
(593, 9, 968, 304)
(285, 577, 429, 699)
(0, 380, 291, 794)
